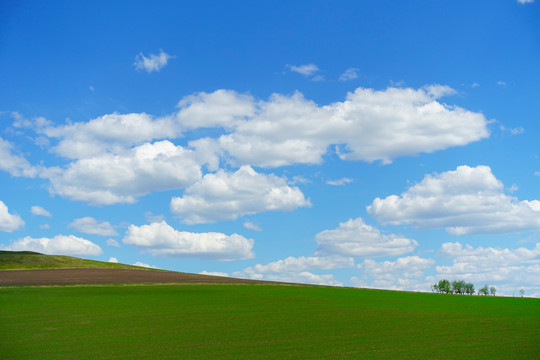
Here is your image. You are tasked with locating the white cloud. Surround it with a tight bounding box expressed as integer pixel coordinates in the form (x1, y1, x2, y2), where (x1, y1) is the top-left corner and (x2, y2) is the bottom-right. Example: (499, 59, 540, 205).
(0, 137, 39, 178)
(108, 257, 118, 263)
(134, 50, 173, 73)
(31, 205, 51, 217)
(123, 221, 255, 261)
(314, 218, 418, 257)
(326, 177, 353, 186)
(436, 242, 540, 296)
(339, 68, 359, 81)
(497, 80, 507, 86)
(170, 165, 311, 224)
(107, 239, 121, 247)
(517, 0, 534, 4)
(265, 272, 343, 286)
(43, 112, 181, 159)
(200, 271, 228, 277)
(176, 89, 255, 130)
(1, 235, 103, 256)
(353, 256, 435, 291)
(133, 261, 159, 269)
(287, 63, 320, 76)
(179, 86, 488, 167)
(234, 269, 342, 286)
(47, 141, 201, 205)
(0, 201, 24, 232)
(243, 221, 262, 231)
(368, 165, 540, 235)
(241, 255, 354, 275)
(68, 217, 118, 236)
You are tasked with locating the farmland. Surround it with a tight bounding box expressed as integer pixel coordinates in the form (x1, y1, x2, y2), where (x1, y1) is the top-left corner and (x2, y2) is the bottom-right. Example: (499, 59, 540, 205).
(1, 283, 539, 359)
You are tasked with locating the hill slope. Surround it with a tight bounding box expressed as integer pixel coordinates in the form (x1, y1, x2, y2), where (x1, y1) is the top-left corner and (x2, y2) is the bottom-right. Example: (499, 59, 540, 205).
(0, 250, 151, 271)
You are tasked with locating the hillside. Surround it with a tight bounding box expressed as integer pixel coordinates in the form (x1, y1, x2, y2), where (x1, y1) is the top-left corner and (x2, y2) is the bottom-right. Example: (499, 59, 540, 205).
(0, 250, 150, 271)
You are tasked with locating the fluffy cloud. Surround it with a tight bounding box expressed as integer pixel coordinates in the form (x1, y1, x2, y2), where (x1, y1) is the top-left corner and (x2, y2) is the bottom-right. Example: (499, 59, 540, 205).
(176, 86, 488, 167)
(368, 165, 540, 235)
(326, 177, 353, 186)
(177, 90, 255, 130)
(1, 235, 103, 256)
(436, 242, 540, 296)
(0, 201, 24, 232)
(133, 261, 159, 269)
(264, 272, 342, 286)
(315, 218, 417, 257)
(68, 217, 118, 236)
(354, 256, 435, 290)
(108, 257, 118, 263)
(134, 50, 173, 73)
(0, 137, 39, 178)
(123, 221, 254, 261)
(287, 63, 320, 76)
(31, 206, 51, 217)
(43, 113, 180, 159)
(241, 255, 354, 275)
(170, 166, 311, 224)
(339, 68, 359, 81)
(47, 141, 201, 205)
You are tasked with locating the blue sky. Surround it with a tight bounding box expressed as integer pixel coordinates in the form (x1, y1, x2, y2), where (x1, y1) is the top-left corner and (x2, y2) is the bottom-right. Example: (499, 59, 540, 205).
(1, 0, 539, 296)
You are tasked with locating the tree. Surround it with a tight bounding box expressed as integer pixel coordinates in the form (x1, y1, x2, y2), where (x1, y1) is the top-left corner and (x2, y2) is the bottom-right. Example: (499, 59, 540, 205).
(451, 280, 466, 295)
(437, 279, 451, 294)
(490, 286, 496, 296)
(431, 283, 439, 293)
(519, 288, 525, 297)
(464, 282, 475, 295)
(478, 284, 489, 296)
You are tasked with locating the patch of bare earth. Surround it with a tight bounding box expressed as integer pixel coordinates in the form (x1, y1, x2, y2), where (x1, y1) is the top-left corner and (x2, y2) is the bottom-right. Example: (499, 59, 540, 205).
(0, 268, 272, 286)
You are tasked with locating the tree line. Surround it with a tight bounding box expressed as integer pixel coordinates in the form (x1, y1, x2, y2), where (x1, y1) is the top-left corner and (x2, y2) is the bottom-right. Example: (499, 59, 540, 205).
(431, 279, 496, 296)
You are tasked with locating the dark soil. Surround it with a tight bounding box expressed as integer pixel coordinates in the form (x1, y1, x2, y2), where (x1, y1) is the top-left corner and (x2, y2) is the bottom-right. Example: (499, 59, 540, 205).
(0, 268, 275, 286)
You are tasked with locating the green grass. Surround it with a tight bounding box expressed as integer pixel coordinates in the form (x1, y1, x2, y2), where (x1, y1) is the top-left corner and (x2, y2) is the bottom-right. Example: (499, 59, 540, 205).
(1, 284, 538, 359)
(0, 251, 146, 270)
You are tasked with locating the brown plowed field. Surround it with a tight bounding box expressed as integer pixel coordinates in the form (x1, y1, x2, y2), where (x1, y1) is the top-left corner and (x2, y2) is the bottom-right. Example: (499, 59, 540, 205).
(0, 268, 273, 286)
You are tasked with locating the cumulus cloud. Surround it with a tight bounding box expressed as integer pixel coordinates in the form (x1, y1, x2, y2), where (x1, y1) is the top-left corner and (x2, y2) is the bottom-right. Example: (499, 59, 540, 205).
(31, 205, 51, 217)
(0, 201, 24, 232)
(339, 68, 359, 81)
(265, 272, 342, 286)
(134, 50, 173, 73)
(353, 256, 435, 291)
(1, 235, 103, 256)
(200, 271, 228, 277)
(0, 137, 39, 178)
(176, 90, 255, 130)
(287, 63, 320, 76)
(123, 221, 254, 261)
(177, 86, 488, 167)
(240, 255, 354, 275)
(43, 112, 180, 159)
(368, 165, 540, 235)
(243, 221, 262, 231)
(68, 217, 118, 236)
(326, 177, 353, 186)
(314, 218, 418, 257)
(108, 257, 118, 263)
(47, 141, 201, 205)
(133, 261, 159, 269)
(170, 166, 311, 224)
(436, 242, 540, 296)
(107, 239, 121, 247)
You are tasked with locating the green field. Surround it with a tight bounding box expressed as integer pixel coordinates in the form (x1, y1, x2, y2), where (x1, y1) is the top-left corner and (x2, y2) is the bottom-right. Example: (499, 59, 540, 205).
(0, 251, 147, 270)
(1, 284, 538, 359)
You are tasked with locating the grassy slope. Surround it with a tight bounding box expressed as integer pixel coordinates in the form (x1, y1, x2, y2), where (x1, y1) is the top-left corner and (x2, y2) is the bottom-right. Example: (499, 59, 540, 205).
(0, 251, 146, 270)
(0, 284, 538, 359)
